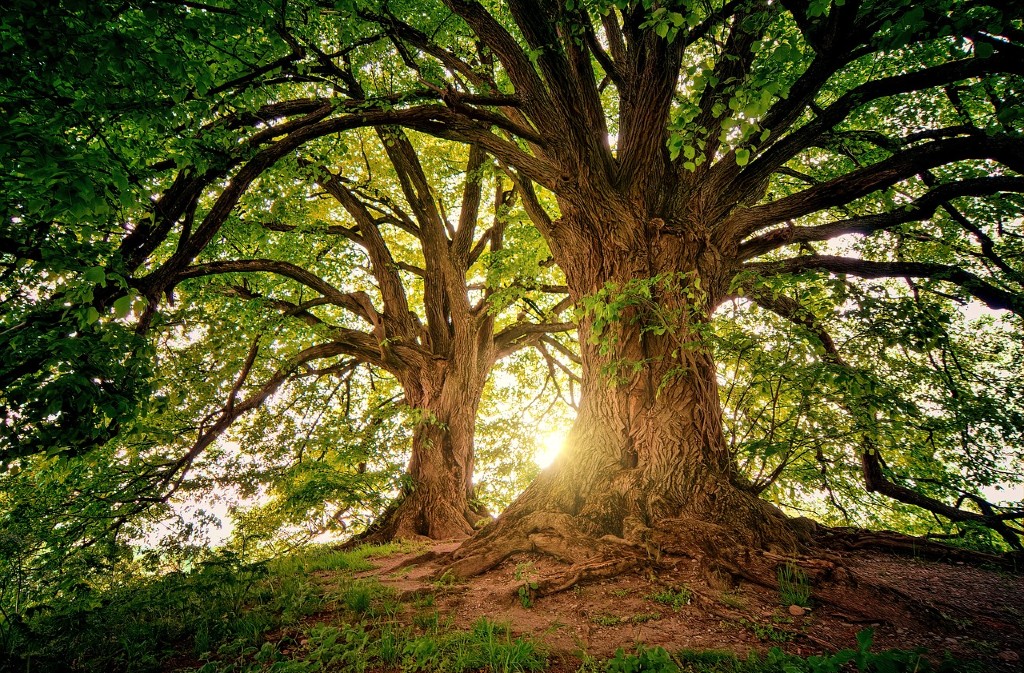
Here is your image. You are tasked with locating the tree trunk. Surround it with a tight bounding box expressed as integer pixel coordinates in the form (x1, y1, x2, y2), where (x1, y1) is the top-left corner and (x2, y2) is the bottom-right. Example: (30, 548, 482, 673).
(447, 203, 799, 579)
(363, 343, 491, 542)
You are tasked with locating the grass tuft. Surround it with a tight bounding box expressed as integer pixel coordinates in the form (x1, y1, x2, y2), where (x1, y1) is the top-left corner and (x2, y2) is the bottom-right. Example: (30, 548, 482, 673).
(776, 563, 812, 608)
(647, 585, 692, 609)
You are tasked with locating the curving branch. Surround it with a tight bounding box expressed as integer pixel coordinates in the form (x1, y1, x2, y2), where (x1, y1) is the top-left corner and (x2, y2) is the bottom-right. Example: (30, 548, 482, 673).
(173, 259, 381, 325)
(737, 176, 1024, 259)
(727, 135, 1024, 239)
(747, 285, 1023, 549)
(730, 50, 1024, 208)
(493, 320, 576, 362)
(439, 0, 551, 121)
(149, 343, 359, 506)
(744, 255, 1024, 315)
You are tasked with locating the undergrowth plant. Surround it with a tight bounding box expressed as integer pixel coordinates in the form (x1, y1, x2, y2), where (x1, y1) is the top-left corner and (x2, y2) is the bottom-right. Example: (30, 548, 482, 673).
(739, 618, 794, 643)
(647, 586, 692, 610)
(0, 541, 975, 673)
(0, 544, 401, 673)
(776, 563, 812, 608)
(606, 645, 679, 673)
(514, 562, 539, 608)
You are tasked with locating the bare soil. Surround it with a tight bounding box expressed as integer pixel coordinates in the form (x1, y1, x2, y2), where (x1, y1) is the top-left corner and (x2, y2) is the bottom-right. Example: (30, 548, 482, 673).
(331, 540, 1024, 671)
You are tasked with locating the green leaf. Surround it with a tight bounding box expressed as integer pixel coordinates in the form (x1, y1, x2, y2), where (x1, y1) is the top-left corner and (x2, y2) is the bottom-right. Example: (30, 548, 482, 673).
(113, 295, 133, 319)
(735, 148, 750, 166)
(83, 267, 105, 284)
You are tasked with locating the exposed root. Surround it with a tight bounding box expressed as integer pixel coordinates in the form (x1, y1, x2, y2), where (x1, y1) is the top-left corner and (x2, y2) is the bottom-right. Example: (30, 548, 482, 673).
(535, 557, 643, 596)
(441, 511, 653, 587)
(440, 504, 813, 601)
(817, 526, 1024, 571)
(392, 550, 445, 573)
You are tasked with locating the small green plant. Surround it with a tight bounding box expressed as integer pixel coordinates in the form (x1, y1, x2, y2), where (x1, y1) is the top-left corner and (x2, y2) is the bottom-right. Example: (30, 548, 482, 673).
(675, 648, 755, 672)
(646, 585, 691, 609)
(739, 618, 793, 643)
(514, 562, 539, 608)
(341, 581, 376, 615)
(801, 629, 954, 673)
(777, 562, 812, 608)
(591, 613, 623, 626)
(302, 623, 372, 673)
(433, 569, 460, 589)
(576, 649, 603, 673)
(610, 588, 629, 598)
(413, 609, 441, 631)
(671, 635, 971, 673)
(605, 644, 679, 673)
(375, 625, 408, 666)
(413, 592, 436, 608)
(719, 592, 747, 610)
(400, 617, 545, 673)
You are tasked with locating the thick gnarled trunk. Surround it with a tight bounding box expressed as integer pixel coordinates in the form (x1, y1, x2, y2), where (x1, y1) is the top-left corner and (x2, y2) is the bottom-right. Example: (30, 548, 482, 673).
(365, 325, 494, 541)
(378, 376, 485, 540)
(449, 204, 798, 578)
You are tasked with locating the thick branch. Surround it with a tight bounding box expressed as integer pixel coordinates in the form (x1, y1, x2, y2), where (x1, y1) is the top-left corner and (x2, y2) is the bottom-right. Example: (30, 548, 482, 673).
(493, 320, 575, 361)
(734, 51, 1024, 205)
(744, 255, 1024, 315)
(173, 259, 380, 325)
(738, 176, 1024, 259)
(729, 135, 1024, 237)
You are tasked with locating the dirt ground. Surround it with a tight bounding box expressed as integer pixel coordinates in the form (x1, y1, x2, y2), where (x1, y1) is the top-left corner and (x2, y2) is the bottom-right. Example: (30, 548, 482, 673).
(337, 539, 1024, 671)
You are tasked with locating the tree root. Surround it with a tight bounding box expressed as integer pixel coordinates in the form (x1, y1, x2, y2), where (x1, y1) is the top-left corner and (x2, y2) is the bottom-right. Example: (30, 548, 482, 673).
(817, 526, 1024, 571)
(439, 507, 814, 603)
(441, 511, 653, 585)
(535, 557, 643, 596)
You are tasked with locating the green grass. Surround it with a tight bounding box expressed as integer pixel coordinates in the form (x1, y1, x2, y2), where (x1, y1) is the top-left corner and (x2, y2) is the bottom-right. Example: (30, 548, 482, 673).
(0, 544, 410, 673)
(590, 613, 623, 626)
(0, 541, 976, 673)
(614, 634, 977, 673)
(738, 618, 794, 643)
(269, 542, 408, 575)
(647, 585, 692, 609)
(776, 563, 812, 608)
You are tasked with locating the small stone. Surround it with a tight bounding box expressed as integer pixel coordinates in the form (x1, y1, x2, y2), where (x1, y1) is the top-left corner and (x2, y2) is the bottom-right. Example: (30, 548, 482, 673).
(788, 604, 807, 617)
(997, 651, 1020, 663)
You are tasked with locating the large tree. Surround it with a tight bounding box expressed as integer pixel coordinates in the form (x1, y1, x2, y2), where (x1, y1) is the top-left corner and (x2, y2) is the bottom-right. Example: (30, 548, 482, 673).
(0, 0, 571, 542)
(166, 127, 572, 540)
(3, 0, 1023, 578)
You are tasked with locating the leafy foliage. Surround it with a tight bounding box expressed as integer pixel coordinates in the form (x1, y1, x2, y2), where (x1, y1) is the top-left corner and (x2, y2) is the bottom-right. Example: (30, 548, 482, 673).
(2, 0, 1024, 651)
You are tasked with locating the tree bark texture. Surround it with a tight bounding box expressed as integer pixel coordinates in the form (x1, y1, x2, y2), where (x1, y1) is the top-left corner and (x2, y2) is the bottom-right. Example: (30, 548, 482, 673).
(449, 201, 799, 578)
(369, 355, 490, 541)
